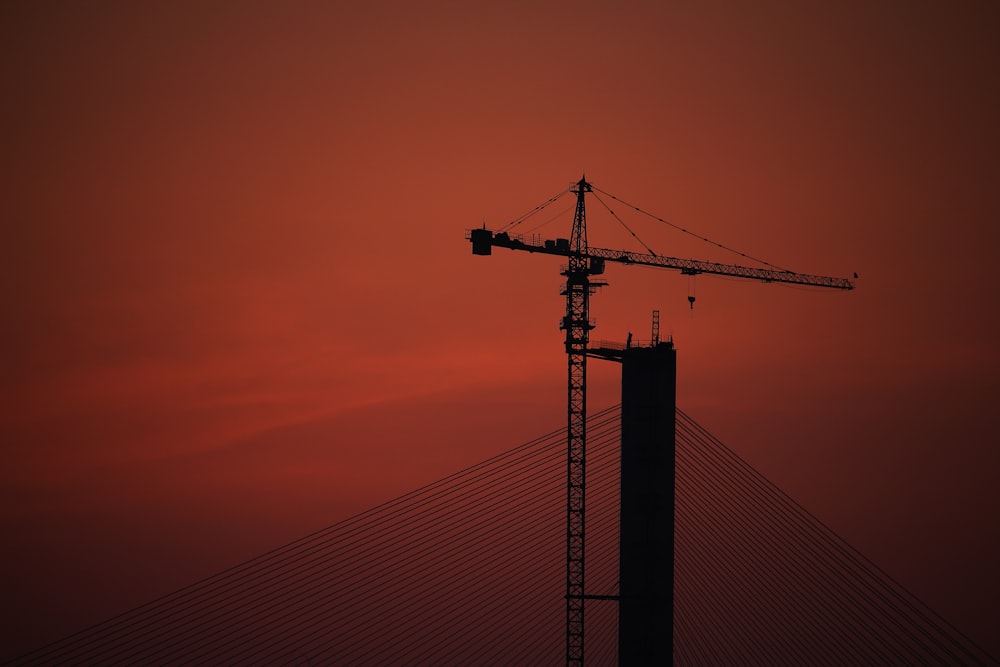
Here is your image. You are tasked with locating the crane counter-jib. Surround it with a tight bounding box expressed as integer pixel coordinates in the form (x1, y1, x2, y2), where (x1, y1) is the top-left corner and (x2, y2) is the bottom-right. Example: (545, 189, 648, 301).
(467, 228, 856, 291)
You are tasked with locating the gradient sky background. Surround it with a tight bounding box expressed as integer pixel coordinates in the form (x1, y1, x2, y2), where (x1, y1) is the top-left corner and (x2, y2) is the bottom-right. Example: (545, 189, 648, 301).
(2, 0, 998, 659)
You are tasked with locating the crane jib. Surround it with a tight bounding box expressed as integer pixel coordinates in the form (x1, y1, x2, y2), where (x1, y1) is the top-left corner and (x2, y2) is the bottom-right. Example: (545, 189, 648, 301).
(467, 228, 855, 290)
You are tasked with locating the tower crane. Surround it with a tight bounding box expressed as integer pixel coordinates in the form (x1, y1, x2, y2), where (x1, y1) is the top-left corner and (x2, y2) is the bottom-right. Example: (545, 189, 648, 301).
(467, 176, 855, 667)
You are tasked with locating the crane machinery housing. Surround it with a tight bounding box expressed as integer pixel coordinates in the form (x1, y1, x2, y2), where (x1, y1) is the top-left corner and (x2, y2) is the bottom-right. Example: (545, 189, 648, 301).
(467, 176, 855, 667)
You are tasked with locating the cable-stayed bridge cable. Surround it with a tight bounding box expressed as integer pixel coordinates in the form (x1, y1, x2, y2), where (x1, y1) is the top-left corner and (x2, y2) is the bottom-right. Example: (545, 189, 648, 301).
(6, 405, 995, 666)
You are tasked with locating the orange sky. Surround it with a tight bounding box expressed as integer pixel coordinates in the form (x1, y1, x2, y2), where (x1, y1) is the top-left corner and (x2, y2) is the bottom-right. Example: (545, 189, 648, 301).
(2, 0, 999, 658)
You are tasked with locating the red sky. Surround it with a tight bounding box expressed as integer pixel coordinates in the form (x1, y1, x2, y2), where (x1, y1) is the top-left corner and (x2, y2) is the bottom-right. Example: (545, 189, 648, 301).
(2, 0, 998, 659)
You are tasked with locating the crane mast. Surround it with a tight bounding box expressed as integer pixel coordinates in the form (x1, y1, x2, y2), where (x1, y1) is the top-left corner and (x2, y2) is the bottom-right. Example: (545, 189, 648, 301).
(468, 176, 854, 667)
(561, 177, 603, 666)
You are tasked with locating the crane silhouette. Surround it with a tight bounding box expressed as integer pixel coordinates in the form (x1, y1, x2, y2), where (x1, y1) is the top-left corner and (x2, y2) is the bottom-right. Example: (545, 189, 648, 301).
(468, 175, 855, 666)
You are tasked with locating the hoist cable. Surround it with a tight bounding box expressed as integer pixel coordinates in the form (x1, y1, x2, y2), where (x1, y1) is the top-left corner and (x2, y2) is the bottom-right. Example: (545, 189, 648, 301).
(499, 188, 570, 233)
(592, 185, 791, 271)
(590, 190, 658, 256)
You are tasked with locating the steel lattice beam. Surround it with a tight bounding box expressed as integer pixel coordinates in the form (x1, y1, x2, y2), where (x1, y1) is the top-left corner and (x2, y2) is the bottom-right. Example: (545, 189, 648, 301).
(562, 178, 594, 666)
(471, 230, 856, 291)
